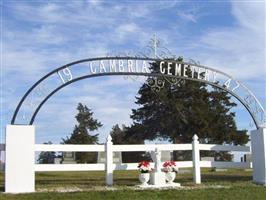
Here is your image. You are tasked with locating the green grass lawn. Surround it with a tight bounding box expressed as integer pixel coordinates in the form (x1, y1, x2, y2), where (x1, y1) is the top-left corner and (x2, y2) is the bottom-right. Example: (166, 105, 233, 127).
(0, 169, 265, 200)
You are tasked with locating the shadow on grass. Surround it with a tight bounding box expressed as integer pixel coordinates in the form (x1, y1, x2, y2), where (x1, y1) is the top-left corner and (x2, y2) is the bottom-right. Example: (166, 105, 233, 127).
(113, 178, 139, 186)
(36, 178, 106, 187)
(201, 174, 252, 183)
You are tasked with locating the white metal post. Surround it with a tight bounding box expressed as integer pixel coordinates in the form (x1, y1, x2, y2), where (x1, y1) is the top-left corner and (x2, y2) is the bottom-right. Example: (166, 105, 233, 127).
(251, 127, 266, 185)
(5, 125, 35, 193)
(105, 134, 113, 186)
(192, 134, 201, 184)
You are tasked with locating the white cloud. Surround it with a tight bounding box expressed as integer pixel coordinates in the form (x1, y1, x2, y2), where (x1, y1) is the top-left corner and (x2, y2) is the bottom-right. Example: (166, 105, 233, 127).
(32, 25, 66, 45)
(183, 1, 265, 81)
(176, 4, 205, 24)
(231, 1, 265, 31)
(87, 0, 102, 7)
(177, 10, 197, 23)
(118, 23, 138, 33)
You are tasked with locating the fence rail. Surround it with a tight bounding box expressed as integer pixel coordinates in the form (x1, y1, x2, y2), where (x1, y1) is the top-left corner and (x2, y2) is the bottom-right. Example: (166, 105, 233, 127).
(0, 134, 252, 185)
(198, 144, 250, 152)
(34, 161, 197, 172)
(35, 163, 105, 172)
(0, 143, 251, 153)
(200, 161, 251, 168)
(34, 144, 250, 153)
(35, 144, 105, 152)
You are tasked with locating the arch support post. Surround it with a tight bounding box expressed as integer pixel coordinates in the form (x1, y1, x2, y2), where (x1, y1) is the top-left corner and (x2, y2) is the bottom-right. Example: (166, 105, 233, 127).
(251, 127, 266, 185)
(5, 125, 35, 193)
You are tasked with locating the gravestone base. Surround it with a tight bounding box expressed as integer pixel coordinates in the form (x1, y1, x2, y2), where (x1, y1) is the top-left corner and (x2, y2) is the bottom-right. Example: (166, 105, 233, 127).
(138, 172, 181, 188)
(138, 182, 181, 189)
(166, 182, 181, 187)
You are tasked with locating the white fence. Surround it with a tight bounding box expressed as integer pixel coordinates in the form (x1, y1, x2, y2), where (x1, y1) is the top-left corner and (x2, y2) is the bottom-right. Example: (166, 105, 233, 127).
(0, 134, 251, 185)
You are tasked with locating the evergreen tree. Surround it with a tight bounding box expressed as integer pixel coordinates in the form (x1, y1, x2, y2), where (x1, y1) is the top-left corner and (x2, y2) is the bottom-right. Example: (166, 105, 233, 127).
(62, 103, 102, 163)
(110, 124, 127, 145)
(130, 60, 248, 161)
(110, 124, 150, 162)
(110, 124, 144, 144)
(38, 141, 56, 164)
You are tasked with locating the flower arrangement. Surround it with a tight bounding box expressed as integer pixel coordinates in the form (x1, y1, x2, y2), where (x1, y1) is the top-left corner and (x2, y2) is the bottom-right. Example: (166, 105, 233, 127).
(162, 161, 179, 173)
(138, 161, 152, 173)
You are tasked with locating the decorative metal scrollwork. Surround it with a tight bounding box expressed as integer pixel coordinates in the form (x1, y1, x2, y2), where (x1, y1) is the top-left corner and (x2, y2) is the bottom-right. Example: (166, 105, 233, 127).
(147, 77, 165, 92)
(164, 76, 181, 85)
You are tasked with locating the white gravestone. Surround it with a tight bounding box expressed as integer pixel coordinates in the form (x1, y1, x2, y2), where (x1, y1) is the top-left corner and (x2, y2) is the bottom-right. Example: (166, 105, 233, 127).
(62, 152, 76, 164)
(54, 157, 62, 164)
(150, 148, 166, 186)
(160, 151, 172, 162)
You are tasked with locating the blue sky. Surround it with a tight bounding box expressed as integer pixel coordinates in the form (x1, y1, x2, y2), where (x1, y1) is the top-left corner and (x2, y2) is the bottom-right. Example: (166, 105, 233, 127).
(1, 0, 265, 146)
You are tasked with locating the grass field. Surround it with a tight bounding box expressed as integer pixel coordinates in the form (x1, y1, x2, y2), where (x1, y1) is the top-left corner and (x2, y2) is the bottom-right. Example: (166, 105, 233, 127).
(0, 169, 265, 200)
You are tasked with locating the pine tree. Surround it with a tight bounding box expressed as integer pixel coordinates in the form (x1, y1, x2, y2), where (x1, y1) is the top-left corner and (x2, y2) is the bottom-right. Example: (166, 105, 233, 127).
(62, 103, 102, 163)
(129, 60, 248, 161)
(110, 124, 127, 145)
(110, 124, 149, 162)
(38, 141, 56, 164)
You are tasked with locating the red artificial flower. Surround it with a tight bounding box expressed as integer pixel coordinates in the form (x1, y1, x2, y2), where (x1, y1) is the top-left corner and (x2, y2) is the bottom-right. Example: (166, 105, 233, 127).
(170, 161, 176, 166)
(163, 161, 176, 167)
(138, 161, 150, 168)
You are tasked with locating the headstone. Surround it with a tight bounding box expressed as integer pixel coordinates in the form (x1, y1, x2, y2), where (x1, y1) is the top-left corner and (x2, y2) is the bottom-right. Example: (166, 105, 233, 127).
(54, 157, 62, 164)
(241, 154, 251, 162)
(201, 157, 214, 161)
(150, 148, 166, 186)
(97, 152, 122, 164)
(113, 152, 122, 163)
(97, 152, 106, 163)
(161, 151, 172, 162)
(244, 154, 251, 162)
(62, 152, 76, 164)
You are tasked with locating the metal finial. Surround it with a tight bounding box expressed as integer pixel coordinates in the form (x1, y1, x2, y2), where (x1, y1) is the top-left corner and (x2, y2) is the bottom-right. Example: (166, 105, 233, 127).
(150, 33, 160, 58)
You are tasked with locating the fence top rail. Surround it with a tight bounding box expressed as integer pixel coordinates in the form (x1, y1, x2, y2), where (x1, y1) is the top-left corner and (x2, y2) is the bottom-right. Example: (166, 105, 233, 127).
(198, 144, 250, 152)
(34, 143, 250, 152)
(34, 143, 193, 152)
(112, 144, 192, 152)
(34, 144, 105, 152)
